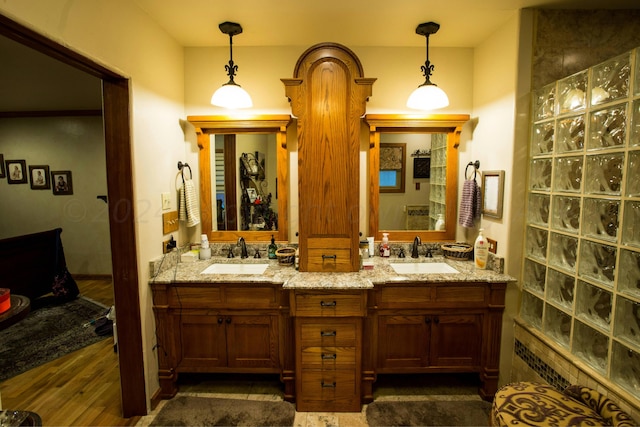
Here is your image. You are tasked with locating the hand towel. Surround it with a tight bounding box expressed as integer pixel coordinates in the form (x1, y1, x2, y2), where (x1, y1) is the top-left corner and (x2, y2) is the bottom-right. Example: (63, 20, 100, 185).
(179, 178, 200, 228)
(458, 178, 482, 228)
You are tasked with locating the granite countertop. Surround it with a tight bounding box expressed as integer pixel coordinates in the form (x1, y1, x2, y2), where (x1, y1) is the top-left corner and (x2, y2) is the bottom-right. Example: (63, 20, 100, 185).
(149, 253, 516, 289)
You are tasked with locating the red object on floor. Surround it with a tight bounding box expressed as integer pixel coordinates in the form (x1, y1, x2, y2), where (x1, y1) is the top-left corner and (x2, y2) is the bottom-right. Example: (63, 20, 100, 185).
(0, 288, 10, 314)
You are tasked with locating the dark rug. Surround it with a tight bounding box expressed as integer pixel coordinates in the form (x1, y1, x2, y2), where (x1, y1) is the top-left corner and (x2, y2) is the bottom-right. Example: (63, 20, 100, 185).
(150, 396, 296, 426)
(366, 399, 492, 426)
(0, 296, 109, 381)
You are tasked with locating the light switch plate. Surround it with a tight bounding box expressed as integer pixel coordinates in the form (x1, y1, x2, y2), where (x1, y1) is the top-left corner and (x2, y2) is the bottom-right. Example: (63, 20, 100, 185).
(487, 238, 497, 254)
(161, 192, 171, 210)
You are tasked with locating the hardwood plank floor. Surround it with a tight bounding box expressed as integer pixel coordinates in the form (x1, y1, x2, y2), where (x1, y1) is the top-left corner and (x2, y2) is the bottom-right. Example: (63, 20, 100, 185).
(0, 278, 140, 426)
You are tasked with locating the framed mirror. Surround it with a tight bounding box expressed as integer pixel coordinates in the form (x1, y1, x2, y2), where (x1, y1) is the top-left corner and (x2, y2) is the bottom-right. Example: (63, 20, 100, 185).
(365, 114, 470, 242)
(188, 115, 292, 242)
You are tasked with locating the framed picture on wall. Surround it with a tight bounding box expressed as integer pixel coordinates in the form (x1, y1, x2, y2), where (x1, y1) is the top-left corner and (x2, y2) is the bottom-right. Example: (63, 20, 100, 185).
(6, 159, 27, 184)
(413, 157, 431, 179)
(0, 154, 5, 178)
(51, 170, 73, 195)
(29, 165, 51, 190)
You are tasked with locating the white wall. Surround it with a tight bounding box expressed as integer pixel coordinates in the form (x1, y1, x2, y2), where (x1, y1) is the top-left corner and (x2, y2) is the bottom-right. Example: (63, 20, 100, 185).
(0, 116, 112, 275)
(0, 0, 185, 409)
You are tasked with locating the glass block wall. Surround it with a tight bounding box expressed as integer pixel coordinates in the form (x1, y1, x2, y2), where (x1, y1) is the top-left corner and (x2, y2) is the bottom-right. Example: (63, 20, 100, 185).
(523, 46, 640, 399)
(429, 133, 447, 228)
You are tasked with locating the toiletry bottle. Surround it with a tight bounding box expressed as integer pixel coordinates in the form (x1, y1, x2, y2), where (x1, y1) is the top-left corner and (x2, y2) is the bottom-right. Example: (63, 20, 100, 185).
(474, 228, 489, 270)
(294, 248, 300, 270)
(435, 214, 445, 231)
(380, 233, 391, 257)
(268, 235, 277, 259)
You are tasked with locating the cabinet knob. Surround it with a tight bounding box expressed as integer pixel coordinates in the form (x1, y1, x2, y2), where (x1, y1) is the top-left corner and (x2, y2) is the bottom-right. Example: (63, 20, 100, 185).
(218, 318, 224, 324)
(226, 317, 232, 324)
(425, 317, 431, 324)
(434, 317, 439, 324)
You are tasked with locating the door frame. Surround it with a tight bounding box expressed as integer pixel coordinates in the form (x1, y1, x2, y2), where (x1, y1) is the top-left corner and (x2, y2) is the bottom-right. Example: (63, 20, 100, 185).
(0, 14, 146, 417)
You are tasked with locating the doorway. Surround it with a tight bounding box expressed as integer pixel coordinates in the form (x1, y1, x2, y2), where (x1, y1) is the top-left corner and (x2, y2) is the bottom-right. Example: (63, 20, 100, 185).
(0, 14, 146, 417)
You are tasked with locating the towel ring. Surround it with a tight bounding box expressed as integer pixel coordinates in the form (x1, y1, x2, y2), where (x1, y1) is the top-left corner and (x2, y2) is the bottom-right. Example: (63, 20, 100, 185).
(465, 160, 480, 180)
(177, 161, 192, 183)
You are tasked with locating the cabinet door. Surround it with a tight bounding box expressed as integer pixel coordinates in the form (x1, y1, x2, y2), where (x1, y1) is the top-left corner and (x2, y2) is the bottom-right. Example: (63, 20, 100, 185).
(377, 315, 429, 369)
(179, 314, 227, 368)
(226, 315, 279, 369)
(430, 314, 482, 367)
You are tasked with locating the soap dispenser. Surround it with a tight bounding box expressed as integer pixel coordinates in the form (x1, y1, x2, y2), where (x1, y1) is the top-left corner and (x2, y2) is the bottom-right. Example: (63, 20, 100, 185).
(268, 235, 278, 259)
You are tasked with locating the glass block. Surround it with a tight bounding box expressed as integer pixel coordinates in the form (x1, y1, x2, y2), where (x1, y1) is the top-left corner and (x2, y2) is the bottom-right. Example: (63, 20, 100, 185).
(534, 82, 556, 121)
(587, 104, 627, 150)
(631, 99, 640, 147)
(551, 195, 580, 234)
(636, 47, 640, 96)
(617, 249, 640, 299)
(549, 232, 578, 272)
(530, 158, 552, 191)
(544, 303, 572, 349)
(590, 52, 631, 106)
(581, 198, 619, 242)
(553, 156, 582, 193)
(578, 240, 616, 287)
(558, 70, 587, 114)
(623, 201, 640, 248)
(576, 280, 612, 331)
(526, 226, 548, 262)
(557, 115, 585, 153)
(521, 291, 543, 329)
(614, 296, 640, 348)
(531, 121, 555, 155)
(523, 258, 546, 296)
(547, 268, 575, 311)
(611, 341, 640, 399)
(584, 152, 624, 195)
(528, 193, 550, 226)
(626, 150, 640, 196)
(572, 320, 609, 374)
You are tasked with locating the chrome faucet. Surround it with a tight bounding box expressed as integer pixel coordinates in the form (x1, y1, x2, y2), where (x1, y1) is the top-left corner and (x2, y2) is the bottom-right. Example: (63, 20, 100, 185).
(237, 237, 249, 259)
(411, 236, 422, 258)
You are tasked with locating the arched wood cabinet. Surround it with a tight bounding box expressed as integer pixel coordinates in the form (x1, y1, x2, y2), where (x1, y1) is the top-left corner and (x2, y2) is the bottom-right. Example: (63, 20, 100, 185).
(282, 43, 376, 272)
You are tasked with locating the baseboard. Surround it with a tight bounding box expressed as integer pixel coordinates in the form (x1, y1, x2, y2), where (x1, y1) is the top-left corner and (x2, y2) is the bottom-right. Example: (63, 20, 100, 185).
(73, 274, 113, 280)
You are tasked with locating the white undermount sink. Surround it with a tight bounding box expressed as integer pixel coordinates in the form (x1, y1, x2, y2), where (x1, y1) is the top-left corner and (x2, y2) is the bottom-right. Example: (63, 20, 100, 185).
(390, 262, 459, 275)
(201, 263, 269, 275)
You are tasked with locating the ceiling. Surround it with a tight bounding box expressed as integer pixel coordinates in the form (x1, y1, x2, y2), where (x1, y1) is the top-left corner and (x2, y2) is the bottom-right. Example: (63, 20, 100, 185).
(1, 0, 639, 113)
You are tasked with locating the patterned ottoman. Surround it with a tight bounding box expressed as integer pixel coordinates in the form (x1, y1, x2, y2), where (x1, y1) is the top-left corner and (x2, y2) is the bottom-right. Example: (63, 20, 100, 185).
(490, 382, 637, 426)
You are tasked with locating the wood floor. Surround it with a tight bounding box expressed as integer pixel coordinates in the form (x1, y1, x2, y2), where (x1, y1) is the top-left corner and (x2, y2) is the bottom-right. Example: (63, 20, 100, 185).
(0, 278, 140, 426)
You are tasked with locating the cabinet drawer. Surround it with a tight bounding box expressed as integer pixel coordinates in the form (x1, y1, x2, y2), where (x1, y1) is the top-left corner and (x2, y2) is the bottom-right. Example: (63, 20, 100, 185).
(225, 286, 279, 308)
(307, 248, 352, 272)
(435, 285, 486, 304)
(171, 287, 222, 307)
(293, 292, 366, 317)
(300, 346, 357, 368)
(299, 321, 357, 346)
(378, 286, 432, 308)
(300, 370, 357, 401)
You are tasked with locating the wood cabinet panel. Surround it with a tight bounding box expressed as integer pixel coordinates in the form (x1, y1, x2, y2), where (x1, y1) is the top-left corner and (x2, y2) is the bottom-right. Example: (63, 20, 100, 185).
(377, 286, 432, 308)
(293, 291, 366, 317)
(172, 287, 222, 307)
(298, 370, 360, 412)
(300, 346, 357, 368)
(306, 248, 352, 272)
(225, 286, 279, 308)
(226, 315, 279, 369)
(377, 315, 429, 369)
(179, 314, 227, 368)
(434, 286, 486, 304)
(430, 314, 482, 367)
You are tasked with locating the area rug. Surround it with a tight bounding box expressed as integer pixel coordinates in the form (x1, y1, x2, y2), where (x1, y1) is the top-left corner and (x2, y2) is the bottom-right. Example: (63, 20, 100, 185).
(0, 296, 109, 381)
(150, 396, 296, 426)
(366, 398, 492, 426)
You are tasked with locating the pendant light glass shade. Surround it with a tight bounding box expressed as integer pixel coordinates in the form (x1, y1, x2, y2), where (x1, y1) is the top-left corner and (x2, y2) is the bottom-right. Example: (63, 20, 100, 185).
(211, 82, 253, 109)
(407, 84, 449, 110)
(407, 22, 448, 111)
(211, 21, 252, 109)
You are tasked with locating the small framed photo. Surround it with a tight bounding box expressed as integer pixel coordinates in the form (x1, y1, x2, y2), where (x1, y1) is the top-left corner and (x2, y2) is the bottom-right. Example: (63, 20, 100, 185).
(29, 165, 51, 190)
(6, 159, 27, 184)
(481, 170, 505, 219)
(51, 170, 73, 195)
(0, 154, 5, 178)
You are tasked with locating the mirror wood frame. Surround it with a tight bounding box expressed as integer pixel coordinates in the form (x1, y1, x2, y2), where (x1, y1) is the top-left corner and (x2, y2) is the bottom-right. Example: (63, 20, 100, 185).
(366, 114, 470, 242)
(188, 115, 292, 242)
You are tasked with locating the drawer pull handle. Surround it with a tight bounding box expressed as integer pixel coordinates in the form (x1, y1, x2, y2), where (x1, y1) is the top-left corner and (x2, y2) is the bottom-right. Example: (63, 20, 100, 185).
(320, 300, 337, 308)
(321, 381, 337, 388)
(322, 254, 337, 260)
(321, 353, 337, 360)
(320, 330, 337, 337)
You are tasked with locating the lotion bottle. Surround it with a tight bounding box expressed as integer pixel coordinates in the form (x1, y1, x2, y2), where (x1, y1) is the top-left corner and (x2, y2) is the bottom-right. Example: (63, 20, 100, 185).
(474, 228, 489, 270)
(435, 214, 445, 231)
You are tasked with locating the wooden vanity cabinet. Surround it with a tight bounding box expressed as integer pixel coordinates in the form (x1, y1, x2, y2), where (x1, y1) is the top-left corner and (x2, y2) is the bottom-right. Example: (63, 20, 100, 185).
(151, 282, 293, 399)
(291, 289, 367, 412)
(363, 281, 506, 402)
(283, 43, 375, 273)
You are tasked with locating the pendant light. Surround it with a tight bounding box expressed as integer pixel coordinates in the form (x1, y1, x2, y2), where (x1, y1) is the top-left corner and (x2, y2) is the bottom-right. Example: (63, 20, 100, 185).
(406, 22, 449, 110)
(211, 21, 253, 109)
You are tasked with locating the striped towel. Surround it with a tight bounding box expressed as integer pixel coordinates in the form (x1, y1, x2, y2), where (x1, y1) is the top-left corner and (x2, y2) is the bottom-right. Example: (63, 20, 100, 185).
(458, 179, 482, 228)
(179, 178, 200, 228)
